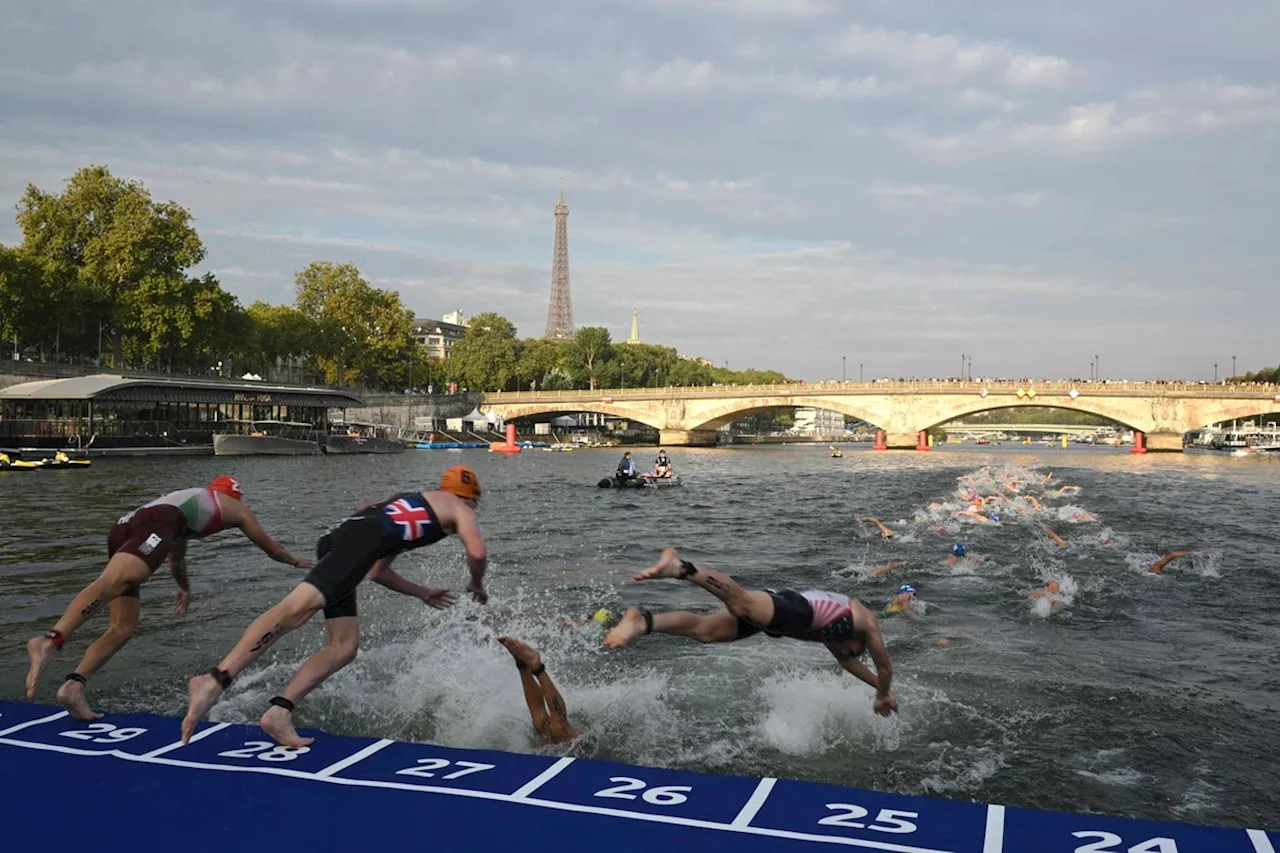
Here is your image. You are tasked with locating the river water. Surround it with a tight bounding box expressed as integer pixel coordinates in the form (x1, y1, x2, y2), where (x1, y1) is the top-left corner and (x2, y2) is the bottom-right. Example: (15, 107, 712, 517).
(1, 445, 1276, 830)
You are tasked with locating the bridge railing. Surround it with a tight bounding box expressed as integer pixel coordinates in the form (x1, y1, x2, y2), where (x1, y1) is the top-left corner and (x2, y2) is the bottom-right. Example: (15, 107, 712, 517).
(484, 379, 1280, 402)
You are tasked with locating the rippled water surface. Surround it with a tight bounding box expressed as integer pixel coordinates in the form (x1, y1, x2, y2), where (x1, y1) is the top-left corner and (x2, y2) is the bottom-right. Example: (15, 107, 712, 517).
(1, 445, 1277, 829)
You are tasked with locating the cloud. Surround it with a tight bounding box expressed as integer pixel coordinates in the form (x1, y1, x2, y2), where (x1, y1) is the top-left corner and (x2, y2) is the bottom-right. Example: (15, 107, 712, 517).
(828, 23, 1076, 89)
(0, 0, 1275, 381)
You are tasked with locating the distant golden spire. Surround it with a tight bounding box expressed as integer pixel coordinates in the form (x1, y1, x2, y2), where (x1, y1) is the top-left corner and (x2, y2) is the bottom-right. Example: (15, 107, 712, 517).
(628, 307, 640, 344)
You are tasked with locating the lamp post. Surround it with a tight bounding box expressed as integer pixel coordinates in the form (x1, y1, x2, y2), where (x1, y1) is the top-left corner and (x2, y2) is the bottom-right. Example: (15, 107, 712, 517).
(1232, 355, 1237, 379)
(960, 353, 966, 381)
(842, 355, 846, 382)
(859, 363, 864, 382)
(1214, 363, 1218, 382)
(966, 355, 972, 381)
(1095, 354, 1100, 381)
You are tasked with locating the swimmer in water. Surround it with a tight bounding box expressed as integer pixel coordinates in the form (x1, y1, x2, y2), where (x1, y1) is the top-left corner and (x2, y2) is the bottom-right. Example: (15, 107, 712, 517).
(555, 608, 621, 642)
(867, 561, 908, 578)
(883, 585, 922, 620)
(497, 637, 581, 745)
(858, 517, 894, 539)
(1145, 551, 1193, 574)
(604, 548, 898, 717)
(1028, 581, 1064, 611)
(945, 543, 980, 566)
(1040, 524, 1069, 549)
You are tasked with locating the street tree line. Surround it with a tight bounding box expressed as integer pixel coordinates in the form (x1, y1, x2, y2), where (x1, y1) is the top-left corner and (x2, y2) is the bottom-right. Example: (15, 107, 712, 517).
(0, 165, 792, 391)
(445, 314, 791, 392)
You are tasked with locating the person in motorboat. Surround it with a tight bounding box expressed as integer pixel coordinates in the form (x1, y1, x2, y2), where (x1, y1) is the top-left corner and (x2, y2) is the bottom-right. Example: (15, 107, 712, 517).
(652, 449, 673, 479)
(615, 451, 638, 482)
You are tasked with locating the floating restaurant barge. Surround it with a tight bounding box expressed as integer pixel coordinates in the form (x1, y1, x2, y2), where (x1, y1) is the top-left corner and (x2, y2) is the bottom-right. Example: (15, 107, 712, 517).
(0, 374, 366, 456)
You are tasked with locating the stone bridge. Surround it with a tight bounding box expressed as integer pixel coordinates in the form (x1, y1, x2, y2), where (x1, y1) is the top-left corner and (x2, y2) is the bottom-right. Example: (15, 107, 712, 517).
(481, 380, 1280, 451)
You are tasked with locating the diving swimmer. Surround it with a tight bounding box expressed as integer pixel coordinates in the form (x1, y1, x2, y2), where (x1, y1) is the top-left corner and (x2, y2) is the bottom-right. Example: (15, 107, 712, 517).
(604, 548, 899, 716)
(180, 466, 489, 747)
(24, 476, 313, 720)
(497, 637, 580, 744)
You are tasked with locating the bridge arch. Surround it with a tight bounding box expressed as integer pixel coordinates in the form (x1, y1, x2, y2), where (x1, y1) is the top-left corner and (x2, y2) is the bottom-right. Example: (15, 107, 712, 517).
(686, 396, 888, 432)
(924, 401, 1140, 433)
(482, 402, 662, 431)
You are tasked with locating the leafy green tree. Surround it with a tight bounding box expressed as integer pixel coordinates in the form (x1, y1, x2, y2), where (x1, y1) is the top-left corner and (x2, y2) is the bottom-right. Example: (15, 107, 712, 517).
(15, 165, 204, 368)
(0, 244, 51, 358)
(244, 301, 316, 380)
(569, 326, 612, 390)
(445, 312, 519, 391)
(517, 337, 570, 390)
(295, 261, 410, 387)
(668, 358, 714, 386)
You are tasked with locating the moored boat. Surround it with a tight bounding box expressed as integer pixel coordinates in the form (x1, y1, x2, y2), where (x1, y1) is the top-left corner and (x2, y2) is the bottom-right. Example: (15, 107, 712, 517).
(325, 421, 406, 454)
(213, 420, 322, 456)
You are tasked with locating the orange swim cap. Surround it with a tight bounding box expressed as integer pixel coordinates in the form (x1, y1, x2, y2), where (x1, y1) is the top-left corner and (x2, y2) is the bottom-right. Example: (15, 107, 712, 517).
(440, 465, 481, 501)
(209, 475, 243, 501)
(1047, 581, 1060, 593)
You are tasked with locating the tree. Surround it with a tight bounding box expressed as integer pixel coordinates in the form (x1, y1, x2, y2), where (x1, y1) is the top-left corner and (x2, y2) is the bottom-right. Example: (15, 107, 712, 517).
(517, 337, 570, 390)
(0, 244, 50, 359)
(570, 326, 612, 390)
(294, 261, 418, 388)
(446, 312, 519, 391)
(15, 165, 205, 368)
(245, 301, 316, 381)
(356, 287, 418, 389)
(668, 358, 714, 386)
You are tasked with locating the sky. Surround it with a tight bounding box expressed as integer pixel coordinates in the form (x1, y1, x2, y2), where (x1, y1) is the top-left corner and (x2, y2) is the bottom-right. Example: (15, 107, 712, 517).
(0, 0, 1276, 382)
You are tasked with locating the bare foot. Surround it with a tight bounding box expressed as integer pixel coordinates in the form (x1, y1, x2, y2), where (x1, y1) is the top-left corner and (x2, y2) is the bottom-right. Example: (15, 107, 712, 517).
(631, 547, 687, 583)
(55, 679, 103, 721)
(260, 704, 314, 748)
(25, 636, 56, 698)
(181, 674, 223, 743)
(497, 636, 542, 671)
(603, 608, 648, 648)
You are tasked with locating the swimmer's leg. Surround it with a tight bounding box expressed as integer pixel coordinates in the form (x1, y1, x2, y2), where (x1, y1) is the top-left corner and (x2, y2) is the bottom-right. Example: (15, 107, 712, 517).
(260, 616, 360, 748)
(605, 608, 740, 648)
(535, 667, 578, 743)
(182, 583, 325, 743)
(27, 552, 150, 698)
(56, 594, 142, 720)
(631, 548, 777, 627)
(498, 637, 556, 740)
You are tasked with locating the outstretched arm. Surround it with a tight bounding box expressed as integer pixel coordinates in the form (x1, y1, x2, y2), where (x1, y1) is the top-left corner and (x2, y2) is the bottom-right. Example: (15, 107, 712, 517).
(826, 641, 881, 690)
(234, 508, 312, 568)
(170, 539, 191, 615)
(453, 507, 489, 603)
(366, 557, 453, 607)
(1148, 550, 1192, 574)
(868, 561, 907, 577)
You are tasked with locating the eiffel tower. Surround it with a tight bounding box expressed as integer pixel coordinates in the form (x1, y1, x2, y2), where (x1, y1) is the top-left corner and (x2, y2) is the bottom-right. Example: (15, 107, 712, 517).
(543, 184, 575, 339)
